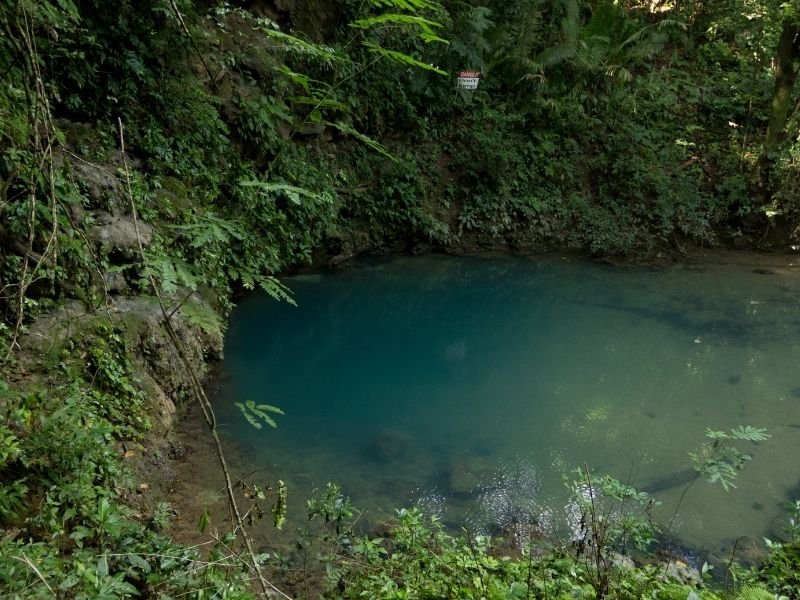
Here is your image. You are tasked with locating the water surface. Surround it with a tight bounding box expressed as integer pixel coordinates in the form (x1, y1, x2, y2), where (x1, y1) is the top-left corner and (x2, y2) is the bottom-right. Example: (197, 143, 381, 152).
(210, 254, 800, 553)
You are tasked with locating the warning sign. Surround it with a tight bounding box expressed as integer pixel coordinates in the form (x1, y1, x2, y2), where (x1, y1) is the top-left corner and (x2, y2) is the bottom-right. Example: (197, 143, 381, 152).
(457, 71, 481, 90)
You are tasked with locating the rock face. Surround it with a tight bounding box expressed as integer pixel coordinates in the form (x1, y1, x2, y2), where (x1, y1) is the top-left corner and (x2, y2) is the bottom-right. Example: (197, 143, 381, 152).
(88, 211, 154, 254)
(22, 294, 222, 434)
(325, 229, 374, 270)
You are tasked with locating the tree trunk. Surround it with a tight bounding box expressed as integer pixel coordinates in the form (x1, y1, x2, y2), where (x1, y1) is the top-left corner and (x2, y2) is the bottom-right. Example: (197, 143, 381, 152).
(757, 19, 800, 205)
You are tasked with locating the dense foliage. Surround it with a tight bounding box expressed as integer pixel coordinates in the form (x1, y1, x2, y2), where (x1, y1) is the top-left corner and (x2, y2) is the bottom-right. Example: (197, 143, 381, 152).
(2, 0, 800, 598)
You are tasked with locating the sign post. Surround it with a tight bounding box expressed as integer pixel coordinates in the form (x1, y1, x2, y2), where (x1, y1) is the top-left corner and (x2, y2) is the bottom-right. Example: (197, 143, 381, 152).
(457, 70, 481, 90)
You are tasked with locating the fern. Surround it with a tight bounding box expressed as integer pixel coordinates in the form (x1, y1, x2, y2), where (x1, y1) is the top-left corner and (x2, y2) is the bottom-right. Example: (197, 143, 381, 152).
(254, 274, 296, 306)
(466, 6, 493, 35)
(142, 254, 200, 294)
(734, 585, 775, 600)
(235, 400, 284, 430)
(171, 213, 246, 248)
(290, 95, 350, 112)
(362, 41, 448, 75)
(278, 65, 314, 93)
(326, 121, 397, 161)
(259, 28, 341, 65)
(535, 41, 578, 68)
(238, 180, 332, 206)
(450, 40, 485, 72)
(730, 425, 771, 442)
(352, 14, 447, 44)
(367, 0, 442, 11)
(179, 301, 223, 337)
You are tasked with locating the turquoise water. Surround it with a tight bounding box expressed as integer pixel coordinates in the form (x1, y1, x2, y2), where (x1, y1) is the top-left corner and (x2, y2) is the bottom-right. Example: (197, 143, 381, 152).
(210, 254, 800, 553)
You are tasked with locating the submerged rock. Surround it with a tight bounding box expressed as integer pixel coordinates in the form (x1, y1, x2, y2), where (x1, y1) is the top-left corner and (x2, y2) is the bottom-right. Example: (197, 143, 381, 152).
(447, 455, 494, 496)
(707, 536, 766, 573)
(365, 429, 412, 463)
(663, 559, 703, 586)
(652, 544, 703, 586)
(641, 468, 697, 494)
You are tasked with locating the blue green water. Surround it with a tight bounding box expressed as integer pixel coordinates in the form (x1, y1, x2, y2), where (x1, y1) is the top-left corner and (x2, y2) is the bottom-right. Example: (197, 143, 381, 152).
(209, 254, 800, 552)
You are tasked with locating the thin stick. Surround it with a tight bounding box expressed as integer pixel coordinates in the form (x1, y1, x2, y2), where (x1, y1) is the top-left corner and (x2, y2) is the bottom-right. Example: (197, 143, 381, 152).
(13, 553, 56, 597)
(118, 118, 292, 600)
(169, 0, 218, 88)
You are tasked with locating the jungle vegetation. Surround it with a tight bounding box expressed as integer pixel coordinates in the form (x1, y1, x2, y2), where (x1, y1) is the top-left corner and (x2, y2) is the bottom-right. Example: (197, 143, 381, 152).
(1, 0, 800, 598)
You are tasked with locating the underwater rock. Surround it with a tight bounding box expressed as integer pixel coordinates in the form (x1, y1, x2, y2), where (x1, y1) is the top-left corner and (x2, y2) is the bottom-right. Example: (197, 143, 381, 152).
(707, 536, 766, 572)
(641, 468, 697, 494)
(465, 457, 544, 541)
(447, 455, 494, 496)
(443, 339, 467, 361)
(663, 559, 702, 586)
(728, 374, 742, 385)
(365, 429, 412, 463)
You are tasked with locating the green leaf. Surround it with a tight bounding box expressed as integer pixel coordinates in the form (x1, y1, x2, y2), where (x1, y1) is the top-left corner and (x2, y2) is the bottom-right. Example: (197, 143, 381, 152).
(198, 507, 210, 533)
(127, 553, 151, 573)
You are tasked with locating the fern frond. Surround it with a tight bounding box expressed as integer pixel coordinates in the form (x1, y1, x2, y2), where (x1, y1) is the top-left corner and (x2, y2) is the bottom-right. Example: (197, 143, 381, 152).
(254, 274, 296, 306)
(351, 13, 447, 44)
(235, 400, 284, 430)
(290, 96, 350, 111)
(326, 121, 397, 162)
(180, 301, 223, 337)
(172, 213, 246, 248)
(606, 64, 633, 82)
(735, 585, 775, 600)
(367, 0, 443, 12)
(535, 41, 577, 68)
(362, 40, 448, 75)
(259, 28, 342, 64)
(466, 6, 494, 34)
(142, 254, 199, 294)
(238, 180, 332, 206)
(277, 65, 314, 92)
(730, 425, 770, 442)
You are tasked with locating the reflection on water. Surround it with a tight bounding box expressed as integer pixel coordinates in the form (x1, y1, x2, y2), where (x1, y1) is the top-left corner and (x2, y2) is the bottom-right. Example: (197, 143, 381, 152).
(210, 255, 800, 554)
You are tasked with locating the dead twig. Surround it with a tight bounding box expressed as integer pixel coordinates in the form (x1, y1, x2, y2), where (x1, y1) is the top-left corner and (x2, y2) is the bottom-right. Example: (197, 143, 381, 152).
(13, 553, 56, 597)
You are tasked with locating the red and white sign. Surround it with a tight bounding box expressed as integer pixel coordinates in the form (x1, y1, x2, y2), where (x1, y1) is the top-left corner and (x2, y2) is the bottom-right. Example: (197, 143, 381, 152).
(457, 71, 481, 90)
